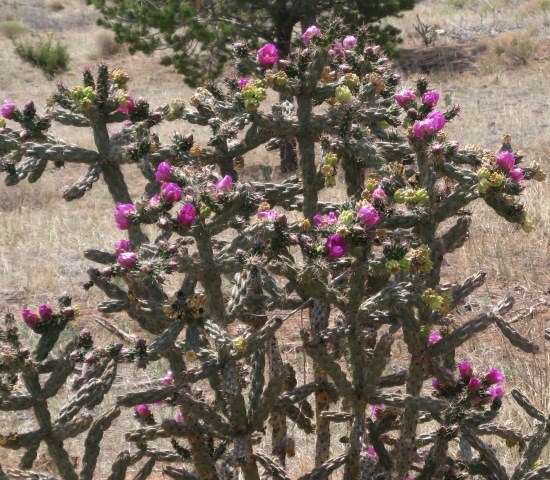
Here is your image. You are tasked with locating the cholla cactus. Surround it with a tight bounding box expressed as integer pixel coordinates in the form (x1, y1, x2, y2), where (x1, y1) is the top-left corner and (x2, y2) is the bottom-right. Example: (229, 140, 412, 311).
(0, 20, 548, 480)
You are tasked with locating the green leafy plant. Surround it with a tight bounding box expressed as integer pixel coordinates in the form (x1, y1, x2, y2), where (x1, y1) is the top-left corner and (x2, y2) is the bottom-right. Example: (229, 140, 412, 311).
(14, 36, 69, 76)
(0, 21, 29, 40)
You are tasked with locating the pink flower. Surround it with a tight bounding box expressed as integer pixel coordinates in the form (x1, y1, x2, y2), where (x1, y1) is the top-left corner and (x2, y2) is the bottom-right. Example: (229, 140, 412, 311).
(160, 182, 182, 203)
(342, 35, 357, 49)
(509, 167, 524, 182)
(369, 404, 384, 419)
(488, 384, 505, 400)
(357, 204, 380, 228)
(162, 370, 174, 386)
(237, 77, 250, 88)
(426, 110, 446, 130)
(468, 377, 482, 391)
(496, 151, 515, 171)
(330, 43, 345, 57)
(366, 446, 378, 458)
(421, 91, 440, 107)
(38, 303, 53, 320)
(412, 110, 446, 140)
(117, 251, 138, 269)
(175, 411, 184, 424)
(257, 210, 279, 221)
(312, 212, 338, 228)
(1, 100, 17, 119)
(115, 239, 132, 255)
(135, 403, 151, 419)
(155, 162, 173, 183)
(22, 308, 39, 329)
(149, 194, 161, 207)
(428, 332, 442, 345)
(395, 90, 416, 108)
(214, 175, 233, 192)
(432, 377, 443, 390)
(114, 203, 136, 230)
(325, 234, 346, 259)
(457, 361, 473, 380)
(177, 203, 197, 227)
(371, 187, 387, 201)
(116, 95, 136, 115)
(485, 367, 504, 385)
(257, 44, 279, 67)
(123, 119, 133, 128)
(302, 26, 322, 44)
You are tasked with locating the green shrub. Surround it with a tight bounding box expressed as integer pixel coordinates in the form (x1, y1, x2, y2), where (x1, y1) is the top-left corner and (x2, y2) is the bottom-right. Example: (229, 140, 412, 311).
(14, 36, 69, 76)
(0, 21, 29, 40)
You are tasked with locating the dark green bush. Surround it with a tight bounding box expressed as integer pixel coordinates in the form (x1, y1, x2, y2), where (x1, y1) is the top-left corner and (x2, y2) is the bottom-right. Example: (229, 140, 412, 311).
(15, 36, 69, 76)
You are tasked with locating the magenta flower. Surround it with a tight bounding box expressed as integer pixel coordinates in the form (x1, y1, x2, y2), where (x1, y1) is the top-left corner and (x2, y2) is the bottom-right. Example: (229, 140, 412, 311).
(366, 446, 378, 458)
(369, 404, 384, 419)
(371, 187, 387, 201)
(117, 251, 138, 269)
(330, 42, 345, 57)
(458, 361, 473, 379)
(468, 377, 482, 391)
(325, 234, 346, 259)
(426, 110, 446, 130)
(175, 411, 184, 424)
(114, 203, 136, 230)
(428, 332, 442, 345)
(488, 384, 505, 400)
(1, 100, 17, 119)
(177, 203, 197, 227)
(149, 194, 161, 208)
(357, 204, 380, 227)
(215, 174, 233, 192)
(432, 377, 443, 390)
(395, 90, 416, 108)
(257, 44, 279, 67)
(237, 77, 250, 88)
(509, 167, 525, 182)
(485, 367, 504, 385)
(135, 403, 151, 419)
(342, 35, 357, 49)
(160, 182, 182, 203)
(421, 91, 440, 107)
(312, 212, 338, 228)
(22, 308, 39, 329)
(162, 370, 174, 386)
(412, 110, 446, 140)
(38, 303, 53, 320)
(257, 210, 279, 221)
(116, 95, 136, 114)
(115, 239, 132, 255)
(496, 151, 515, 171)
(155, 161, 173, 183)
(302, 25, 322, 43)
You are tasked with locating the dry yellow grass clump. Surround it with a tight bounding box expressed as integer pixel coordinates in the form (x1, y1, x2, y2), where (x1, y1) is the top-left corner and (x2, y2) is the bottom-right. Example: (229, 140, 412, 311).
(0, 0, 548, 475)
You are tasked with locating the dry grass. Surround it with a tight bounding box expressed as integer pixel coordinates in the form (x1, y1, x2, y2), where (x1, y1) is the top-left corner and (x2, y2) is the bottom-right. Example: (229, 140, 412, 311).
(0, 0, 548, 476)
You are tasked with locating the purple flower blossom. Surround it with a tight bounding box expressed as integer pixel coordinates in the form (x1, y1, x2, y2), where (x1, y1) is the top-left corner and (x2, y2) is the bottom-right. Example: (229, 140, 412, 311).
(426, 110, 446, 130)
(162, 370, 174, 386)
(432, 377, 443, 390)
(117, 251, 138, 269)
(412, 110, 446, 140)
(312, 211, 338, 228)
(22, 308, 39, 329)
(114, 203, 136, 230)
(1, 100, 17, 119)
(485, 367, 504, 385)
(215, 175, 233, 192)
(155, 161, 173, 183)
(302, 26, 322, 43)
(421, 91, 440, 107)
(149, 194, 161, 208)
(116, 95, 136, 114)
(123, 119, 133, 128)
(257, 44, 279, 67)
(509, 167, 525, 182)
(330, 42, 345, 57)
(342, 35, 357, 49)
(135, 403, 151, 419)
(369, 404, 384, 419)
(160, 182, 182, 203)
(325, 234, 346, 259)
(177, 203, 197, 227)
(175, 411, 184, 424)
(237, 77, 250, 88)
(115, 239, 132, 255)
(496, 151, 515, 171)
(357, 204, 380, 227)
(371, 187, 387, 201)
(428, 332, 442, 345)
(395, 90, 416, 108)
(468, 376, 482, 391)
(458, 361, 473, 379)
(257, 210, 279, 221)
(38, 303, 53, 320)
(488, 384, 505, 400)
(367, 446, 377, 458)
